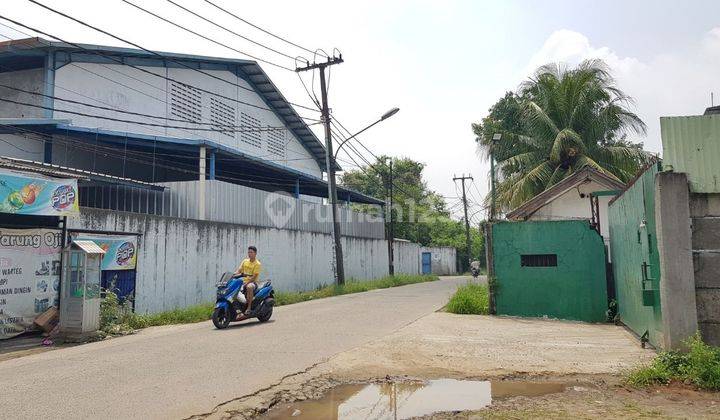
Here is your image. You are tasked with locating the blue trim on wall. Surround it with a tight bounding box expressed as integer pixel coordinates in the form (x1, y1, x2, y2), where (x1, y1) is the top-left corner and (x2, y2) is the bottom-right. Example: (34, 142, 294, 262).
(43, 50, 55, 119)
(208, 149, 216, 180)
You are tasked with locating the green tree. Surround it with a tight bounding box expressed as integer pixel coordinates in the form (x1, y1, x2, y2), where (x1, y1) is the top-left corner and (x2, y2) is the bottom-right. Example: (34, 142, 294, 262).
(473, 60, 650, 210)
(340, 156, 484, 270)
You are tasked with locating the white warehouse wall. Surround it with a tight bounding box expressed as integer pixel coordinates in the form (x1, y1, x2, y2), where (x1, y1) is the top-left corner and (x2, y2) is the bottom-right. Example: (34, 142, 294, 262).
(52, 63, 322, 177)
(0, 68, 45, 118)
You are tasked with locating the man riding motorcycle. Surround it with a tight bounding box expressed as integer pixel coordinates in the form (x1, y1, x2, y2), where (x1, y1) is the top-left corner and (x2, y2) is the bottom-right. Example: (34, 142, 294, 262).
(232, 245, 262, 318)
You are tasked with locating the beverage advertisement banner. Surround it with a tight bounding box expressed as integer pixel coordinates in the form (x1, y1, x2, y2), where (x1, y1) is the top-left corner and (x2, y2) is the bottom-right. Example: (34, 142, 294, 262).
(73, 234, 138, 270)
(0, 168, 79, 216)
(0, 228, 62, 339)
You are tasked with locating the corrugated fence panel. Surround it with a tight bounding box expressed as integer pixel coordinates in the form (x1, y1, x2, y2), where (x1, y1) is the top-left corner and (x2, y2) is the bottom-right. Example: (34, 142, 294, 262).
(82, 180, 384, 239)
(661, 115, 720, 193)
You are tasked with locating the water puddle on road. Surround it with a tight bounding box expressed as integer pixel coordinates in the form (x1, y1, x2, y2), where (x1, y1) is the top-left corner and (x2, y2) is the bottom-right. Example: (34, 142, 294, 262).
(261, 379, 566, 419)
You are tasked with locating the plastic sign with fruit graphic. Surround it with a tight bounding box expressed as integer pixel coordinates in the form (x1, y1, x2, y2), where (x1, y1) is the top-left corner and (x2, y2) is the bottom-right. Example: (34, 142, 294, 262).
(74, 235, 138, 270)
(0, 170, 79, 216)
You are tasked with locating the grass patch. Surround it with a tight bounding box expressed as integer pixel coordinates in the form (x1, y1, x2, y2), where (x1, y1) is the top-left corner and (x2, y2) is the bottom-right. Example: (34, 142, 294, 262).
(626, 334, 720, 390)
(274, 274, 438, 306)
(446, 282, 489, 315)
(100, 274, 438, 333)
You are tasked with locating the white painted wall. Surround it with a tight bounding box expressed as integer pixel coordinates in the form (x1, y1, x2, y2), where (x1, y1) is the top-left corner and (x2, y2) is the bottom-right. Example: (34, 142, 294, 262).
(527, 180, 613, 240)
(69, 208, 390, 313)
(394, 240, 421, 275)
(0, 68, 45, 118)
(52, 63, 322, 177)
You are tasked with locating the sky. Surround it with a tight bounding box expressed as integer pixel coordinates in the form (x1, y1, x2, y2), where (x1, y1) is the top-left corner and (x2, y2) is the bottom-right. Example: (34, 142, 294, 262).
(2, 0, 720, 220)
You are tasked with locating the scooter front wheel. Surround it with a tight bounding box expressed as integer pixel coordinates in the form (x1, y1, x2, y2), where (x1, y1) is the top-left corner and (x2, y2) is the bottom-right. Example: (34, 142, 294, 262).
(212, 307, 231, 329)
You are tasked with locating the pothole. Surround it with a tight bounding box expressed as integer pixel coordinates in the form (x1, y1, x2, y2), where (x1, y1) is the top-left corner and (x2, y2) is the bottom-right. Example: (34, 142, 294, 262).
(260, 378, 568, 419)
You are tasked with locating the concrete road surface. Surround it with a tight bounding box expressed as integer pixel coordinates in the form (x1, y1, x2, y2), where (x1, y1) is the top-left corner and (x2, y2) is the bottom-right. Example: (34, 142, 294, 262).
(0, 276, 470, 420)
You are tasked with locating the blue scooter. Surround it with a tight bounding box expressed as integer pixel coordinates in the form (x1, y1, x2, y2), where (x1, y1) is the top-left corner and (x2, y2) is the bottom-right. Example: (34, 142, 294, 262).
(212, 272, 275, 329)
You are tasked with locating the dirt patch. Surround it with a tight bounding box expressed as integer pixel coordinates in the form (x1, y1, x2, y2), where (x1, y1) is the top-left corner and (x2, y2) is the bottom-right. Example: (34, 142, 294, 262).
(455, 379, 720, 419)
(327, 312, 655, 380)
(202, 313, 718, 419)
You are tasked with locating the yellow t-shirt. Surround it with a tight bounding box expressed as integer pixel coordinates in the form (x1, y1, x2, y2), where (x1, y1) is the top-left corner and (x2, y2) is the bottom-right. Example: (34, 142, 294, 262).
(238, 258, 261, 283)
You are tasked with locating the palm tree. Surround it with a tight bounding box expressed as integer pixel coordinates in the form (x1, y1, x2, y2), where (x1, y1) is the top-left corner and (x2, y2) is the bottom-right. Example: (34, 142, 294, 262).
(475, 59, 650, 210)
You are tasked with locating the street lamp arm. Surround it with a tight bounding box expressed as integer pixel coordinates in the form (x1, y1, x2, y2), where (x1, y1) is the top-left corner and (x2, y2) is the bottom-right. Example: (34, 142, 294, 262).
(333, 107, 399, 162)
(333, 118, 382, 161)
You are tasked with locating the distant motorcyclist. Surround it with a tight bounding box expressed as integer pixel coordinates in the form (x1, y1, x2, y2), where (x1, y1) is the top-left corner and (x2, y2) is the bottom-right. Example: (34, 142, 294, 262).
(233, 246, 262, 317)
(470, 260, 481, 278)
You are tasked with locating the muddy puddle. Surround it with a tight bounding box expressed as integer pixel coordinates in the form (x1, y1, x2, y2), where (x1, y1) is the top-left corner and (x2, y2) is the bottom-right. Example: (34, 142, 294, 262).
(261, 379, 567, 419)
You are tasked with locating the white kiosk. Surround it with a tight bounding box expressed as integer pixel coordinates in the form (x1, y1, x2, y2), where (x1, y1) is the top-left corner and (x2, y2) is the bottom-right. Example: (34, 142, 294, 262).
(59, 240, 105, 337)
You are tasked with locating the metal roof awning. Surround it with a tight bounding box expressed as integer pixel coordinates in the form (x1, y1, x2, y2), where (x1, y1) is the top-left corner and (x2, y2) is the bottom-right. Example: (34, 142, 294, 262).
(0, 156, 165, 191)
(70, 239, 106, 254)
(0, 122, 382, 205)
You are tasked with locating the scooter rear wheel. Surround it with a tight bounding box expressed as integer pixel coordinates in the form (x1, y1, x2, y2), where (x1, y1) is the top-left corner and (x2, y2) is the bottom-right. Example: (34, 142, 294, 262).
(212, 307, 231, 329)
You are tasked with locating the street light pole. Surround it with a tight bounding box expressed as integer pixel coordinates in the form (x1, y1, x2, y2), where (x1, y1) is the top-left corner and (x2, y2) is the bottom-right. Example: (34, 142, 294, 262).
(331, 108, 400, 277)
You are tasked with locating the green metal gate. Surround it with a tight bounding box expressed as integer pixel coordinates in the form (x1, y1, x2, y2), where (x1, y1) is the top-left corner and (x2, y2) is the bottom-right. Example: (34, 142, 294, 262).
(608, 162, 663, 347)
(492, 219, 609, 322)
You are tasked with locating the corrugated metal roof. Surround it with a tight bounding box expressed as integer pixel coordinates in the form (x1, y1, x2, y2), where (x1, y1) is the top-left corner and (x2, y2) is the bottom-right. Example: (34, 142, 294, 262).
(71, 240, 106, 254)
(0, 156, 165, 191)
(661, 115, 720, 193)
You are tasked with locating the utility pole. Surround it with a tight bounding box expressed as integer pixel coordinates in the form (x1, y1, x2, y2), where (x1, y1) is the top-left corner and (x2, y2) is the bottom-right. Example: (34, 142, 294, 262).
(453, 174, 474, 268)
(386, 159, 395, 276)
(487, 133, 501, 314)
(489, 133, 501, 221)
(297, 56, 345, 285)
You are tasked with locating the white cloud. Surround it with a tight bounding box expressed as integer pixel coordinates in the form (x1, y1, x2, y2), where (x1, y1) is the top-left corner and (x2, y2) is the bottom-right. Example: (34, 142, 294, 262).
(521, 28, 720, 154)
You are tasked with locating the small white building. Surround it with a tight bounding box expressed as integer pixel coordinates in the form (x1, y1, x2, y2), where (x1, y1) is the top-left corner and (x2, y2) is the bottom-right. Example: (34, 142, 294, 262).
(505, 167, 625, 243)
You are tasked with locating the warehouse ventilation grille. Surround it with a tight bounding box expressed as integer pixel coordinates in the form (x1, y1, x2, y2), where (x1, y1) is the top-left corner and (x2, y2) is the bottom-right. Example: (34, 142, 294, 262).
(266, 128, 286, 158)
(240, 112, 262, 148)
(170, 82, 202, 123)
(210, 97, 236, 138)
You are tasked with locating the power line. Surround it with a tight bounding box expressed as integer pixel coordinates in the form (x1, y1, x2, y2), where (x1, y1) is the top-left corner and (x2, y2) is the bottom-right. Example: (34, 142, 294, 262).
(0, 35, 330, 167)
(0, 35, 326, 162)
(0, 83, 319, 131)
(2, 97, 310, 133)
(203, 0, 326, 58)
(6, 124, 325, 187)
(164, 0, 298, 62)
(119, 0, 295, 71)
(1, 10, 319, 114)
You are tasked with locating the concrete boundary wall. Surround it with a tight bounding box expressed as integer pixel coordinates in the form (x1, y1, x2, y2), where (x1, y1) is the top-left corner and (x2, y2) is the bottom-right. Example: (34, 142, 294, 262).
(420, 246, 458, 275)
(69, 208, 455, 314)
(70, 208, 389, 314)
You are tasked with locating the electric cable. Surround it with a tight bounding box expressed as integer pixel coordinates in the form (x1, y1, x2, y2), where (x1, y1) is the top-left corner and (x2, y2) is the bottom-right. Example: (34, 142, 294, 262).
(119, 0, 295, 70)
(2, 9, 320, 114)
(164, 0, 299, 62)
(203, 0, 326, 58)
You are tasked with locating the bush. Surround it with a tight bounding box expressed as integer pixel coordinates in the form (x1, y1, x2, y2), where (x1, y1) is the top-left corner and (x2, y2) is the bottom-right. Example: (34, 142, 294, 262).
(446, 283, 489, 315)
(626, 334, 720, 390)
(99, 290, 136, 334)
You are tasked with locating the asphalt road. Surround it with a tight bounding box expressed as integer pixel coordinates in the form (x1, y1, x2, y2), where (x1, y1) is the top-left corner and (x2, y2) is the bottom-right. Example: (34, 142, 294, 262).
(0, 276, 469, 420)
